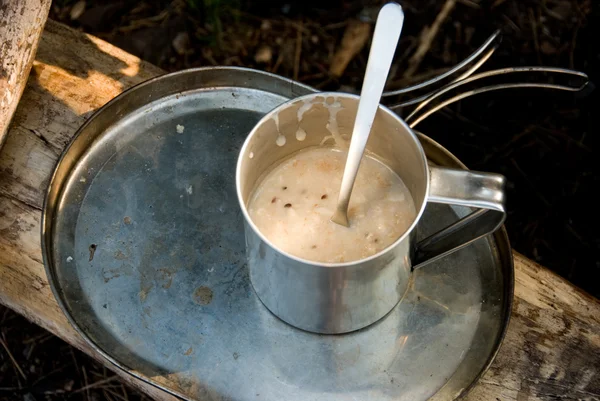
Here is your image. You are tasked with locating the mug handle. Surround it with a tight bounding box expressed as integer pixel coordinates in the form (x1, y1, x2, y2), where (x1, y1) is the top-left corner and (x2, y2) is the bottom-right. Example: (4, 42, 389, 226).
(413, 166, 506, 269)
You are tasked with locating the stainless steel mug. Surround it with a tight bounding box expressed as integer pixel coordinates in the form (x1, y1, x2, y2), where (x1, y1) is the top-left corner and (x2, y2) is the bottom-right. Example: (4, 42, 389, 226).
(236, 93, 505, 334)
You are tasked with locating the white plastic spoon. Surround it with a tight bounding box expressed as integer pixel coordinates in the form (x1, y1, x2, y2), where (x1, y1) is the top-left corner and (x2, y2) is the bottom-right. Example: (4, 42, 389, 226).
(331, 2, 405, 227)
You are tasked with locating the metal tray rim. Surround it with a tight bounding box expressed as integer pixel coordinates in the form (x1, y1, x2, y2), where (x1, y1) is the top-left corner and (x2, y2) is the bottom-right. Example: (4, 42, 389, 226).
(415, 132, 515, 400)
(41, 66, 514, 401)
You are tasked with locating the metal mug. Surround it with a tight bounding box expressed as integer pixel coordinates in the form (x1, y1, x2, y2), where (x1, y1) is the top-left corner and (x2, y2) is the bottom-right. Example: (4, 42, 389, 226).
(236, 92, 505, 334)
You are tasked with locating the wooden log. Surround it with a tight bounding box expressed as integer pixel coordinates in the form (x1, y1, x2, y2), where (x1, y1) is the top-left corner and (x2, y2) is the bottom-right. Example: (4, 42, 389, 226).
(0, 0, 51, 146)
(0, 20, 598, 401)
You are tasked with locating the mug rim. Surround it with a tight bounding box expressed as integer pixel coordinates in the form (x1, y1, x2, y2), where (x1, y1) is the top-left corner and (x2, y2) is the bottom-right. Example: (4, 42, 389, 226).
(235, 91, 431, 268)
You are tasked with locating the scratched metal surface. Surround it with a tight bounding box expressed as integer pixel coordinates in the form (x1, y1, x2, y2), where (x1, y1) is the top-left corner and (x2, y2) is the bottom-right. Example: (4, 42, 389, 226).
(42, 67, 513, 401)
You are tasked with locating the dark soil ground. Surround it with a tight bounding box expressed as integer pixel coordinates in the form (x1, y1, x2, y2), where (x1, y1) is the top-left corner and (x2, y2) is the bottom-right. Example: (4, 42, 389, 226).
(1, 0, 598, 399)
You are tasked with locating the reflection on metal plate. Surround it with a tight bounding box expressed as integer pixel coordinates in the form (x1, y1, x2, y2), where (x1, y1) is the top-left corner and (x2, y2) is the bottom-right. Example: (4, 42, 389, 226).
(42, 67, 513, 401)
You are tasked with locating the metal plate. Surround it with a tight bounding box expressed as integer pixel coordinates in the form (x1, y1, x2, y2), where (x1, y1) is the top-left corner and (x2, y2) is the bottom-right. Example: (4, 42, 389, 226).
(42, 67, 513, 401)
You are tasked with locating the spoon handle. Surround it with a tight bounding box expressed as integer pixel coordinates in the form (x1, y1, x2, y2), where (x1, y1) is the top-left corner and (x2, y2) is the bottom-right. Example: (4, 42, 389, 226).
(333, 2, 404, 226)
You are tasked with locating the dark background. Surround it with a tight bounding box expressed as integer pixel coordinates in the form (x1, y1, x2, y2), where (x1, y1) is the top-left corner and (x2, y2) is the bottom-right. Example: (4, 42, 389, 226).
(1, 0, 598, 399)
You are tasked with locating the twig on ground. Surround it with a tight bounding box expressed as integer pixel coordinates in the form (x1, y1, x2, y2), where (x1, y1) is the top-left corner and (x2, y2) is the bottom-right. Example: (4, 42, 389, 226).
(1, 307, 10, 325)
(0, 334, 27, 381)
(538, 126, 592, 152)
(21, 332, 53, 345)
(482, 126, 534, 163)
(510, 158, 551, 207)
(323, 21, 348, 30)
(31, 365, 70, 386)
(299, 72, 326, 81)
(395, 37, 417, 69)
(118, 10, 170, 32)
(314, 77, 334, 89)
(570, 23, 580, 69)
(104, 389, 117, 401)
(457, 0, 481, 9)
(565, 222, 586, 245)
(83, 365, 90, 401)
(502, 14, 520, 32)
(306, 21, 335, 42)
(568, 259, 577, 280)
(70, 347, 83, 384)
(122, 383, 130, 401)
(329, 19, 371, 77)
(438, 109, 493, 133)
(294, 22, 303, 81)
(73, 376, 118, 394)
(271, 45, 286, 74)
(105, 388, 128, 401)
(201, 48, 218, 66)
(25, 343, 35, 360)
(405, 0, 456, 78)
(288, 20, 310, 35)
(528, 7, 542, 64)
